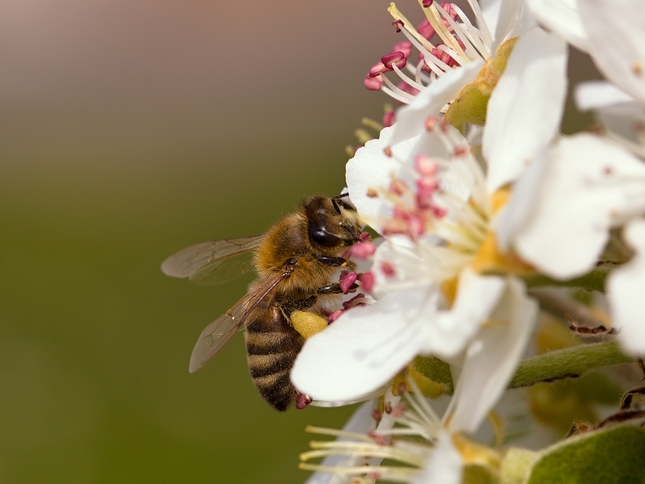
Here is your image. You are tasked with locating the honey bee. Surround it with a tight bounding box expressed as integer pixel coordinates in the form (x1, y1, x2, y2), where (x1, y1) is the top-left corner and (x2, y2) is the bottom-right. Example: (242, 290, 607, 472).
(161, 195, 362, 411)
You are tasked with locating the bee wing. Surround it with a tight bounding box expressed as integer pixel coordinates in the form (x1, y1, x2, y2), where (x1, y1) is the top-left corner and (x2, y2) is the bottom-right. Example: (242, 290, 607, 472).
(188, 269, 289, 373)
(161, 235, 262, 285)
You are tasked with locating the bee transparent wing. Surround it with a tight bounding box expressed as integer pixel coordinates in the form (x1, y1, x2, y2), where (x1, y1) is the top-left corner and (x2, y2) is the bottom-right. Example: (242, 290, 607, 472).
(188, 269, 289, 373)
(161, 235, 262, 285)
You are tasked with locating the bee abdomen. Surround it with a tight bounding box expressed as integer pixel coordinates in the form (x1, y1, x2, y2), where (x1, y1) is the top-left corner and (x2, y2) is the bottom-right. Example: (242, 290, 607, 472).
(245, 309, 305, 412)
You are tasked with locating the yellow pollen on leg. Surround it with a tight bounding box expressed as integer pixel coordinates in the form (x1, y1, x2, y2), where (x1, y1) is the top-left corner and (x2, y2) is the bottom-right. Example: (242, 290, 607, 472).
(291, 310, 328, 339)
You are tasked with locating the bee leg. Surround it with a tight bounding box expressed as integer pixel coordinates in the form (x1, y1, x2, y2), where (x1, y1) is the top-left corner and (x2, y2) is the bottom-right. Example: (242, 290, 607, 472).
(280, 295, 318, 319)
(317, 282, 358, 295)
(316, 256, 348, 267)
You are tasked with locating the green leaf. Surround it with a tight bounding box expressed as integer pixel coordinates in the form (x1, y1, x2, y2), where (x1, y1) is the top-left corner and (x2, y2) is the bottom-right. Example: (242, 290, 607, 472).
(527, 425, 645, 484)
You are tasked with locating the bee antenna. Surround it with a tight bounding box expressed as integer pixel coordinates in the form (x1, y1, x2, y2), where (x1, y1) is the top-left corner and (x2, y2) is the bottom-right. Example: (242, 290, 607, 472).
(331, 192, 352, 214)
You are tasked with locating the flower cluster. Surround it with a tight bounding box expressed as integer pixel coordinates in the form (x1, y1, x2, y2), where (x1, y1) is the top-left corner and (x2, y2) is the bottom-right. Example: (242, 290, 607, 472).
(291, 0, 645, 482)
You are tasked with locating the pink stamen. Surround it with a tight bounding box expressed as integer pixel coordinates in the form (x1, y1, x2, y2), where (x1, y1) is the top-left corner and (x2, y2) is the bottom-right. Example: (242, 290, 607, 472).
(327, 309, 344, 323)
(391, 19, 404, 33)
(397, 81, 420, 97)
(417, 19, 436, 40)
(343, 293, 367, 310)
(425, 115, 439, 131)
(414, 154, 439, 176)
(296, 393, 313, 409)
(389, 178, 408, 195)
(351, 241, 377, 259)
(339, 271, 358, 294)
(364, 74, 383, 91)
(358, 271, 375, 292)
(369, 62, 389, 77)
(383, 110, 395, 127)
(367, 430, 391, 446)
(359, 231, 371, 242)
(453, 145, 468, 157)
(392, 41, 412, 58)
(381, 51, 407, 70)
(422, 0, 433, 8)
(380, 261, 396, 277)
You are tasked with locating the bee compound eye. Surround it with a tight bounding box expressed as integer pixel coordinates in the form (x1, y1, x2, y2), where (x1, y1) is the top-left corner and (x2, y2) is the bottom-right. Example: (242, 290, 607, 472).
(308, 220, 343, 248)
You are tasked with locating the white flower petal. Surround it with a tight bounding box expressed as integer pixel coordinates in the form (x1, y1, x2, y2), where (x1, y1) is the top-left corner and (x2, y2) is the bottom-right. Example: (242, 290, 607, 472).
(444, 277, 537, 433)
(411, 430, 462, 484)
(494, 149, 549, 251)
(346, 127, 451, 234)
(388, 60, 484, 147)
(607, 220, 645, 355)
(430, 269, 507, 360)
(575, 81, 645, 151)
(526, 0, 589, 52)
(483, 27, 568, 192)
(345, 127, 404, 231)
(492, 0, 534, 51)
(291, 287, 434, 402)
(578, 0, 645, 105)
(513, 134, 645, 279)
(575, 80, 635, 111)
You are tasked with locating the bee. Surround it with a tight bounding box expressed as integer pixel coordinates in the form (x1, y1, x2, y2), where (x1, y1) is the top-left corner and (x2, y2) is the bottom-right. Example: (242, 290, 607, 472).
(161, 195, 362, 411)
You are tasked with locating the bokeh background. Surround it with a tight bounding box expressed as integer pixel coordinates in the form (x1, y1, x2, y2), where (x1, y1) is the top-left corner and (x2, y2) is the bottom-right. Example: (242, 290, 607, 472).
(0, 1, 598, 482)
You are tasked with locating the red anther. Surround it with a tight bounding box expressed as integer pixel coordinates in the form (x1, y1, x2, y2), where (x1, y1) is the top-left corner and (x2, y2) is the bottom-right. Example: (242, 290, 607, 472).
(340, 271, 358, 294)
(371, 408, 383, 421)
(391, 41, 412, 58)
(351, 241, 376, 259)
(391, 402, 406, 417)
(453, 145, 468, 157)
(369, 61, 389, 77)
(358, 271, 375, 292)
(296, 393, 313, 409)
(383, 110, 395, 128)
(417, 19, 436, 39)
(406, 213, 426, 238)
(381, 51, 407, 70)
(397, 81, 420, 97)
(328, 308, 344, 323)
(414, 154, 439, 176)
(441, 2, 458, 20)
(380, 261, 396, 277)
(416, 176, 440, 193)
(423, 0, 433, 6)
(359, 231, 371, 242)
(433, 45, 456, 67)
(383, 146, 393, 157)
(367, 430, 390, 446)
(364, 74, 383, 91)
(425, 115, 439, 131)
(391, 19, 404, 32)
(343, 293, 366, 310)
(432, 205, 447, 218)
(389, 178, 408, 195)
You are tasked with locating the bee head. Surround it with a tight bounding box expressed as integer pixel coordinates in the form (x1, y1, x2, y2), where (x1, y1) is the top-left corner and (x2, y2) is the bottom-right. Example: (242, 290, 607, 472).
(304, 195, 361, 249)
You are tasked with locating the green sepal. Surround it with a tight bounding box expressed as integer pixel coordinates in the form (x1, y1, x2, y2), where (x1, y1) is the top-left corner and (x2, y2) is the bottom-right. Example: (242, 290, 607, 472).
(410, 355, 454, 396)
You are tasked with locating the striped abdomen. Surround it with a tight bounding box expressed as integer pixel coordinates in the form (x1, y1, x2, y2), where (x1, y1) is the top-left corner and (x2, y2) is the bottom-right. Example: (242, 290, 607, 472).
(245, 304, 305, 412)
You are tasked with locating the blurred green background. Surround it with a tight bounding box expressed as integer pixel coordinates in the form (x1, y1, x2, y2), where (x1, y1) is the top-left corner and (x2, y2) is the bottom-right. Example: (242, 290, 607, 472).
(0, 0, 599, 482)
(0, 0, 394, 482)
